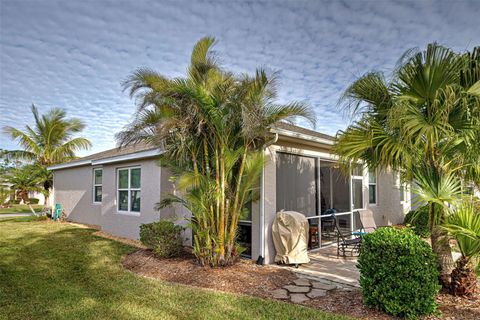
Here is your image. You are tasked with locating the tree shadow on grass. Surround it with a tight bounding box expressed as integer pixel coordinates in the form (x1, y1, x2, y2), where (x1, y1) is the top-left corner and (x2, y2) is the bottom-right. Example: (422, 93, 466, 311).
(0, 223, 342, 320)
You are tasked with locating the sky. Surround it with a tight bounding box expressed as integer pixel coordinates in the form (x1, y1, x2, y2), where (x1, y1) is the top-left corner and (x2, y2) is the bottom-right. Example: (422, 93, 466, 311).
(1, 0, 479, 156)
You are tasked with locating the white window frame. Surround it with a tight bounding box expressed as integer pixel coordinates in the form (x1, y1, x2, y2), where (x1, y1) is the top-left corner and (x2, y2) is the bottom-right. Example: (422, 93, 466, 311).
(368, 168, 377, 205)
(351, 164, 365, 210)
(93, 168, 103, 204)
(396, 171, 407, 203)
(116, 166, 141, 215)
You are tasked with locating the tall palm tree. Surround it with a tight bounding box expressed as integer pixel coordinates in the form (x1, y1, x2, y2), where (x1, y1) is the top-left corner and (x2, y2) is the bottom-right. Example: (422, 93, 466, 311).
(3, 105, 91, 203)
(118, 37, 315, 266)
(334, 44, 480, 286)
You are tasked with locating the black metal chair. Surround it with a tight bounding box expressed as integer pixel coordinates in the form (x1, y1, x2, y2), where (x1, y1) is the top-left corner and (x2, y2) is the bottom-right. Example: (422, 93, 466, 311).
(333, 216, 362, 257)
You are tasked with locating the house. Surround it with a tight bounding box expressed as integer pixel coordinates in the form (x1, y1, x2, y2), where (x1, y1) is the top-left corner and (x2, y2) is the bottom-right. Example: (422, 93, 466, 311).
(48, 123, 411, 264)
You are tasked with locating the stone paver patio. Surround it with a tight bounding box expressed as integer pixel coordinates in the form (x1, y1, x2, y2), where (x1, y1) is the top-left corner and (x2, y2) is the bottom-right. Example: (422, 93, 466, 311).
(271, 245, 360, 304)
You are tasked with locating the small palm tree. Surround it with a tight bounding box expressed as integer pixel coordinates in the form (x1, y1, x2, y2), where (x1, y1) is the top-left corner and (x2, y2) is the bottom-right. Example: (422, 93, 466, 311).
(118, 37, 315, 266)
(443, 202, 480, 296)
(3, 105, 91, 203)
(334, 44, 480, 286)
(3, 166, 42, 213)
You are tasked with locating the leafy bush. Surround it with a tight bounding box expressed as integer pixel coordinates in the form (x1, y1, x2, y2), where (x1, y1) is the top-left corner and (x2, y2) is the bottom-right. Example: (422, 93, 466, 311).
(9, 199, 20, 205)
(358, 227, 440, 318)
(404, 205, 430, 238)
(28, 198, 40, 204)
(139, 220, 184, 258)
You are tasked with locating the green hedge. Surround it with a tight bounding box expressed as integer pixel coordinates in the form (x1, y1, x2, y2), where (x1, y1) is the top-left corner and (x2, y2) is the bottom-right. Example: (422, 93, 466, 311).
(358, 227, 440, 318)
(404, 205, 430, 238)
(28, 198, 40, 204)
(139, 220, 184, 258)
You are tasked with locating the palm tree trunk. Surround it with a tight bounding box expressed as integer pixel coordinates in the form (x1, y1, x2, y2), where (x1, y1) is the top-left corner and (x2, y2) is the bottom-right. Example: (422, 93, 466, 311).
(218, 146, 226, 264)
(431, 227, 454, 288)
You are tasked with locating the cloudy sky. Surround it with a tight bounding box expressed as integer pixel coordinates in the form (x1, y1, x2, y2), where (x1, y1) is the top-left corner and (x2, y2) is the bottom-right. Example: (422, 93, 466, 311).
(1, 0, 479, 155)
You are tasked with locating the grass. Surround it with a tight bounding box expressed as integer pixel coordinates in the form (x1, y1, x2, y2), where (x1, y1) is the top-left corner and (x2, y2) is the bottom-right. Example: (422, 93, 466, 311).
(0, 204, 44, 214)
(0, 218, 351, 320)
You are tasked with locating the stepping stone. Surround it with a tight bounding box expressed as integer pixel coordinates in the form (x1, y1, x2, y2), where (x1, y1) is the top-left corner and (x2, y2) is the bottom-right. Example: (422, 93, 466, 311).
(271, 288, 289, 300)
(283, 285, 310, 293)
(311, 281, 337, 291)
(293, 278, 311, 286)
(307, 288, 327, 298)
(290, 293, 310, 304)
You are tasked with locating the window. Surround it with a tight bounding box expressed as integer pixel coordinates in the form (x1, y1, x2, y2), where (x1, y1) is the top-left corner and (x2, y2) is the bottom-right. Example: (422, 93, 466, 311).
(368, 169, 377, 204)
(117, 167, 141, 213)
(352, 164, 364, 209)
(93, 168, 102, 203)
(400, 183, 405, 202)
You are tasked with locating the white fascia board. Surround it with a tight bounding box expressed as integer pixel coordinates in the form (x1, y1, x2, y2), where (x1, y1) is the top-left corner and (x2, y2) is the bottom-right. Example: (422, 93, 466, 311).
(47, 160, 92, 171)
(91, 149, 163, 165)
(270, 128, 335, 145)
(48, 149, 163, 170)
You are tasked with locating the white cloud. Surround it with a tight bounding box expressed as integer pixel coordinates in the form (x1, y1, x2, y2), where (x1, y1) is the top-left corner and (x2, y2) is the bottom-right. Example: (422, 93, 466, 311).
(0, 0, 478, 155)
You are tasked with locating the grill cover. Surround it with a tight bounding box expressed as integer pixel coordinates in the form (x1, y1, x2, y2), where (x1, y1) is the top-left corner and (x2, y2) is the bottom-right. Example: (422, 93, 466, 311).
(272, 211, 310, 265)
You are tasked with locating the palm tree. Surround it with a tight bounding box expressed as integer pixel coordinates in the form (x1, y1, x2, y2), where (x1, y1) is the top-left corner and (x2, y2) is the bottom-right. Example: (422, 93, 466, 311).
(443, 201, 480, 296)
(334, 44, 480, 286)
(3, 105, 91, 203)
(3, 166, 43, 213)
(118, 37, 315, 266)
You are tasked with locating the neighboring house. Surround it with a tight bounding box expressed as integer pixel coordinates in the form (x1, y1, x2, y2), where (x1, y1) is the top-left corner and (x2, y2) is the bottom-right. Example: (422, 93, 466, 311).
(48, 123, 411, 264)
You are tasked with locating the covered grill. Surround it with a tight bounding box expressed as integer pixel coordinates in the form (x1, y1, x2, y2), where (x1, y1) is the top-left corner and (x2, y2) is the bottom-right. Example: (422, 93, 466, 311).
(272, 211, 310, 265)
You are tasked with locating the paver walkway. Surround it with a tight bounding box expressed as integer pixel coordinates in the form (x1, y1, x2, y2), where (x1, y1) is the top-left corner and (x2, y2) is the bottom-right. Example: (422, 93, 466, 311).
(270, 245, 360, 304)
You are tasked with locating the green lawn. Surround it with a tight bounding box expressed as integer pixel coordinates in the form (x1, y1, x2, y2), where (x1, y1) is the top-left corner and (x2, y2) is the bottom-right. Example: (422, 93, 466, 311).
(0, 204, 44, 214)
(0, 218, 351, 320)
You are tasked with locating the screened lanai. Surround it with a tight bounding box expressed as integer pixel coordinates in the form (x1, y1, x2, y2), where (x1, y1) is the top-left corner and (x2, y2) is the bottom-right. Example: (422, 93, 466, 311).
(275, 152, 364, 250)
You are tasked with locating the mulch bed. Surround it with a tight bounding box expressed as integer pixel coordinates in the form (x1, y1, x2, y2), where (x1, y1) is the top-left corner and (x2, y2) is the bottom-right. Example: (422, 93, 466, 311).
(306, 286, 480, 320)
(123, 249, 480, 319)
(122, 249, 296, 299)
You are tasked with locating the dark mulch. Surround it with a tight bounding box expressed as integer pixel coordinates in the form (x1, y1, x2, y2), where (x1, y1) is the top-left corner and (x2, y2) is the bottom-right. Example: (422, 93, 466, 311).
(306, 286, 480, 320)
(123, 249, 479, 319)
(122, 249, 297, 299)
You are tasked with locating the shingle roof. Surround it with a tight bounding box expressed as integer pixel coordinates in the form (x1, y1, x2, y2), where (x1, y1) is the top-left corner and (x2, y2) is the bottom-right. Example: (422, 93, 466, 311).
(56, 142, 157, 167)
(58, 123, 334, 166)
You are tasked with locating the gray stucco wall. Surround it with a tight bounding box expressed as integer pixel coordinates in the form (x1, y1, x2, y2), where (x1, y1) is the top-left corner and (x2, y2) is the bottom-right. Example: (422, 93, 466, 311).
(53, 158, 179, 240)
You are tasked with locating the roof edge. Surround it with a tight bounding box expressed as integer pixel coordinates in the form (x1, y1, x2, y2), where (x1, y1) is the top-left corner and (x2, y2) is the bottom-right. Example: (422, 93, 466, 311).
(270, 127, 335, 146)
(48, 148, 163, 170)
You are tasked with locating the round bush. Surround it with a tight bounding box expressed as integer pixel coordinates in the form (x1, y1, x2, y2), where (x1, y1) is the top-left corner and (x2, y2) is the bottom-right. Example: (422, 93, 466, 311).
(404, 205, 430, 238)
(139, 220, 184, 258)
(358, 227, 440, 318)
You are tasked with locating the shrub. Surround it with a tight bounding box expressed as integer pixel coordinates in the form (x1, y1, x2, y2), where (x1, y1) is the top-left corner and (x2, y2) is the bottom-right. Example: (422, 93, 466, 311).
(358, 227, 440, 318)
(139, 220, 184, 258)
(404, 205, 430, 238)
(28, 198, 40, 204)
(9, 199, 20, 205)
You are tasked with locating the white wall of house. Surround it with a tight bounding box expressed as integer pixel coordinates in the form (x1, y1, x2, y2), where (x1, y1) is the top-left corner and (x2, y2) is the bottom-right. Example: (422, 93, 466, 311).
(52, 158, 184, 240)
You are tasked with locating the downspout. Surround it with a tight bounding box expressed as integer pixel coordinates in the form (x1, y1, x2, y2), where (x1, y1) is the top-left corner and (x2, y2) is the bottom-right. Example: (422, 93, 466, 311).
(257, 132, 278, 265)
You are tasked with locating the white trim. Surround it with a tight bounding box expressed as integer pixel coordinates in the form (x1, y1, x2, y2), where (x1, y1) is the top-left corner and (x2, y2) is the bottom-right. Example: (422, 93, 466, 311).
(116, 166, 141, 215)
(270, 128, 335, 146)
(48, 160, 92, 170)
(47, 149, 163, 170)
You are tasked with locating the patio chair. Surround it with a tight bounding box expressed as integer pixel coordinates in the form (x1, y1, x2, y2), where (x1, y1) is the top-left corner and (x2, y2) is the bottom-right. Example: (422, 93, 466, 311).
(333, 216, 362, 257)
(354, 209, 377, 234)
